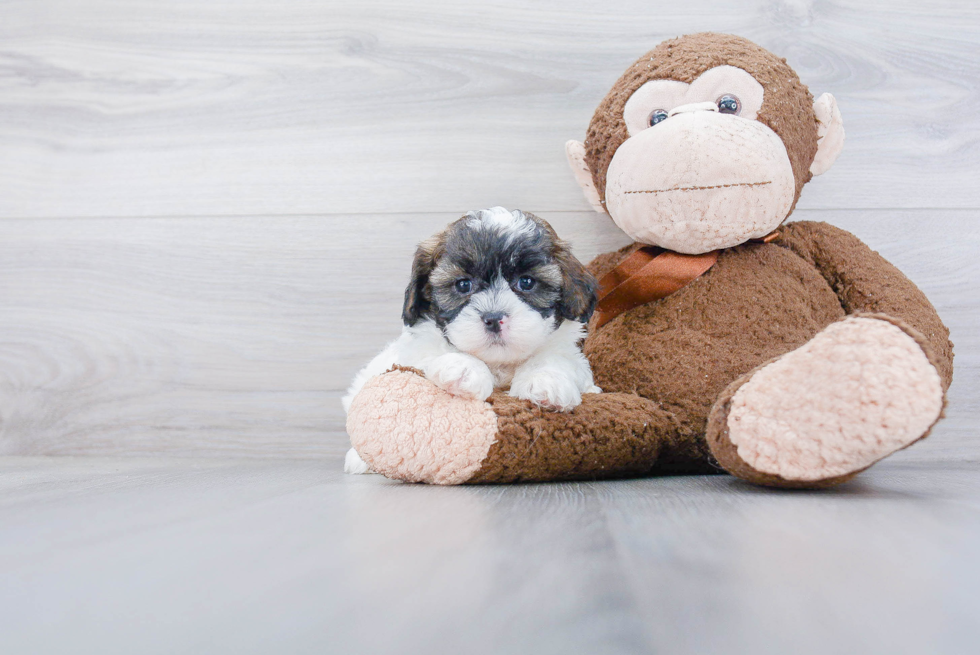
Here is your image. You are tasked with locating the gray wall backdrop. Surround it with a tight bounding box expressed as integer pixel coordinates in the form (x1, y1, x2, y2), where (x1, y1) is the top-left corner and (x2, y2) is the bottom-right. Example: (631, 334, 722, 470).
(0, 0, 977, 459)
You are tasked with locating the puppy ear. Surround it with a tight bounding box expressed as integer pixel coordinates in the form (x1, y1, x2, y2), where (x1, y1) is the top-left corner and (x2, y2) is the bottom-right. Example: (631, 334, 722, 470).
(402, 237, 440, 326)
(555, 244, 599, 323)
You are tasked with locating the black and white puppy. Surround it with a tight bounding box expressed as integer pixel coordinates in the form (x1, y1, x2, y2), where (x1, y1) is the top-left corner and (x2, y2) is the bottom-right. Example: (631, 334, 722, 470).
(343, 207, 600, 474)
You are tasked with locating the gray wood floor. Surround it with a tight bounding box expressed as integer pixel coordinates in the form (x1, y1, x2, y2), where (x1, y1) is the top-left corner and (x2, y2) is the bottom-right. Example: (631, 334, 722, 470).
(0, 1, 978, 653)
(1, 455, 978, 655)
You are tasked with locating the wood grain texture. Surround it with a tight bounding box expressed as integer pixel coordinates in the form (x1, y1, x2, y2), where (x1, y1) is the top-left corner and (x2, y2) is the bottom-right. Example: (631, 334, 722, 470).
(1, 0, 979, 218)
(0, 209, 975, 460)
(0, 455, 977, 655)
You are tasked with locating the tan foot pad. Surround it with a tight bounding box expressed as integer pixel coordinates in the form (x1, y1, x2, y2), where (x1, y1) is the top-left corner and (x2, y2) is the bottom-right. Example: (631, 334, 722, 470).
(346, 369, 498, 485)
(727, 317, 944, 481)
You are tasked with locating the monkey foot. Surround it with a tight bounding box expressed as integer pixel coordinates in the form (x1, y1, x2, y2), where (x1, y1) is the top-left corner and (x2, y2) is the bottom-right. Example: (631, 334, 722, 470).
(346, 367, 498, 485)
(707, 315, 945, 487)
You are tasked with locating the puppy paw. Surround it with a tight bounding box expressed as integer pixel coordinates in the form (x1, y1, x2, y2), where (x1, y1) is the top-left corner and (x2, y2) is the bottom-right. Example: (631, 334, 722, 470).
(510, 369, 583, 412)
(424, 353, 495, 401)
(344, 447, 373, 475)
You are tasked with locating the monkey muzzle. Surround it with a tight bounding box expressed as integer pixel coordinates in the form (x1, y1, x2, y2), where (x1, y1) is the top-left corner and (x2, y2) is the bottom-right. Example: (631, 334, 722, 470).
(604, 109, 796, 254)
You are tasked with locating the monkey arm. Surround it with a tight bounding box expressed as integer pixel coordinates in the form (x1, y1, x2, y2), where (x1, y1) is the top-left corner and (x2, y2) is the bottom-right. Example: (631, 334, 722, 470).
(347, 366, 717, 484)
(467, 390, 714, 482)
(776, 220, 953, 390)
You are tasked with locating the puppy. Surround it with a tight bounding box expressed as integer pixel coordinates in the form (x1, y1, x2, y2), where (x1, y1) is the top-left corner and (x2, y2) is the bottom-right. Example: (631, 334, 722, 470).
(343, 207, 600, 474)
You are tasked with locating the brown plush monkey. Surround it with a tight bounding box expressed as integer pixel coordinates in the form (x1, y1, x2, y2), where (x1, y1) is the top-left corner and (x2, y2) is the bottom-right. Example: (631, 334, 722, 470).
(347, 33, 953, 488)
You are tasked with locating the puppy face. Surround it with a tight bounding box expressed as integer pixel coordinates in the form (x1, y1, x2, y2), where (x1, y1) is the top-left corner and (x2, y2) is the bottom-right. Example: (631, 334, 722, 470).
(403, 208, 597, 364)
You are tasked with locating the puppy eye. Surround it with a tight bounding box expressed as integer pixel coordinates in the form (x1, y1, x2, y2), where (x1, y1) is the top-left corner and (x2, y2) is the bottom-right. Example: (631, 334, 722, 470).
(517, 276, 535, 291)
(648, 109, 669, 126)
(454, 279, 472, 294)
(717, 94, 740, 115)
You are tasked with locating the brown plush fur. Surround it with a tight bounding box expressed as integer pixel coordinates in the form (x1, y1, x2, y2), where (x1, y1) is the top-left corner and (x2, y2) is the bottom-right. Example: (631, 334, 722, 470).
(464, 35, 956, 488)
(467, 222, 953, 486)
(470, 236, 849, 483)
(585, 32, 818, 214)
(359, 33, 954, 489)
(468, 391, 705, 483)
(586, 239, 846, 435)
(775, 222, 953, 390)
(459, 35, 955, 487)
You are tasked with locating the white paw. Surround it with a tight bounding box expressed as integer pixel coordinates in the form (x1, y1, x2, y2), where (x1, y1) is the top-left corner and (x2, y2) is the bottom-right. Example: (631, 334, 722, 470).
(424, 353, 495, 401)
(509, 369, 583, 412)
(344, 448, 373, 475)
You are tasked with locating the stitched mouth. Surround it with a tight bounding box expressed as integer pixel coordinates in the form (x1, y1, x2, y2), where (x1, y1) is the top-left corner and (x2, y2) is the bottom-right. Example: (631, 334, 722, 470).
(625, 181, 772, 195)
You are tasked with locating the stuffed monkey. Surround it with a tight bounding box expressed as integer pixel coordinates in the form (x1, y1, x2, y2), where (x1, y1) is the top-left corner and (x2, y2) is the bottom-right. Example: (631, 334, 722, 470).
(346, 33, 953, 488)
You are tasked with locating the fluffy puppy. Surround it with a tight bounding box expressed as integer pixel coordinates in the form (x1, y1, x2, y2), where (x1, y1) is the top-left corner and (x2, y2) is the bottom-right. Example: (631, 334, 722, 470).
(343, 207, 600, 474)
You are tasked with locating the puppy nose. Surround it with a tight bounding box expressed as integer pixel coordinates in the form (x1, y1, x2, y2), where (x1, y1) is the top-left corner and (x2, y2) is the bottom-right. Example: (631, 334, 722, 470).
(668, 101, 719, 117)
(481, 312, 506, 333)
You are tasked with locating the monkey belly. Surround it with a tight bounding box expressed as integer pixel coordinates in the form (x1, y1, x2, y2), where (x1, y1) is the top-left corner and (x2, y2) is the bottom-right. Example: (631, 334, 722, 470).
(584, 242, 846, 432)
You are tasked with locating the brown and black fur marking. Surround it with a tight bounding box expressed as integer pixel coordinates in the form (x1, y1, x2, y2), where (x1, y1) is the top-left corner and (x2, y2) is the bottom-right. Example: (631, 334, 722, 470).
(401, 211, 598, 330)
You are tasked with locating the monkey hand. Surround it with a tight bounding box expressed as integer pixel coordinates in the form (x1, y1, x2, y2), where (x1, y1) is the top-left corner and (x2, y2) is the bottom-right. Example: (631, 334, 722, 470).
(424, 353, 495, 402)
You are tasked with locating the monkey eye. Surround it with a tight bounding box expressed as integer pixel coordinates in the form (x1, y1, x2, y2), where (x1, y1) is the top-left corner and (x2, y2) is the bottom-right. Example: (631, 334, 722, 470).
(648, 109, 669, 127)
(517, 276, 535, 291)
(717, 94, 741, 115)
(454, 279, 472, 294)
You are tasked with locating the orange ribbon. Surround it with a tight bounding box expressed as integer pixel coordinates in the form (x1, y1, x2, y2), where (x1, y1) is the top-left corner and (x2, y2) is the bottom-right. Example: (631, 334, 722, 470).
(591, 232, 779, 330)
(592, 247, 718, 330)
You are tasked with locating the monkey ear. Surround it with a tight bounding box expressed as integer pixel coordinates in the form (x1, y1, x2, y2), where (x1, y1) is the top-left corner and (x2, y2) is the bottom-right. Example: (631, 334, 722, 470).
(565, 140, 606, 214)
(401, 238, 439, 326)
(810, 93, 845, 176)
(555, 245, 599, 323)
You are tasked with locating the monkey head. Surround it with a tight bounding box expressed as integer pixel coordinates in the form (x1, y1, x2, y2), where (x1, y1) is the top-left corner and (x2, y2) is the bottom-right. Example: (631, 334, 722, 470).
(566, 33, 844, 254)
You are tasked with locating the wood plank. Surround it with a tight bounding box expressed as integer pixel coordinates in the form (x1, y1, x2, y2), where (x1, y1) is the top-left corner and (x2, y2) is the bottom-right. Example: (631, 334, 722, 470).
(0, 455, 977, 654)
(0, 208, 975, 459)
(0, 210, 630, 457)
(1, 0, 979, 218)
